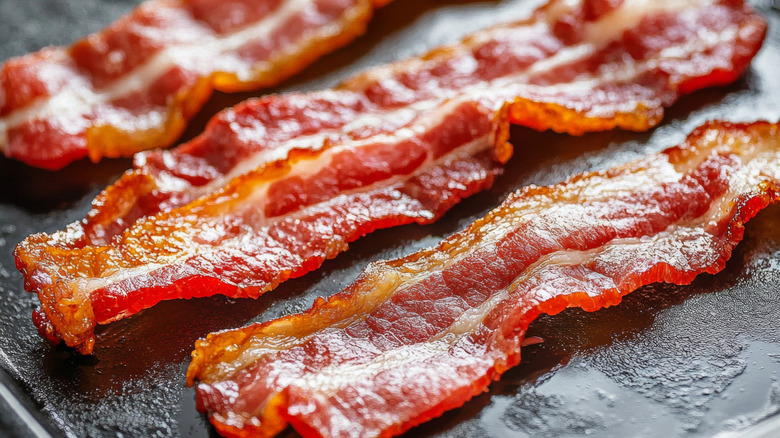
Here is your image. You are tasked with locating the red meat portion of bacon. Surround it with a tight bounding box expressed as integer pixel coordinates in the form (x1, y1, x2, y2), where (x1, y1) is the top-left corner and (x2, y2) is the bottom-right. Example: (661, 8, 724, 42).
(0, 0, 385, 169)
(13, 0, 767, 354)
(187, 120, 780, 438)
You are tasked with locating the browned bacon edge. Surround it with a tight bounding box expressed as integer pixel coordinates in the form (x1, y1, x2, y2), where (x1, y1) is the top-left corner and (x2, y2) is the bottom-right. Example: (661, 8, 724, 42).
(187, 120, 780, 438)
(0, 0, 385, 169)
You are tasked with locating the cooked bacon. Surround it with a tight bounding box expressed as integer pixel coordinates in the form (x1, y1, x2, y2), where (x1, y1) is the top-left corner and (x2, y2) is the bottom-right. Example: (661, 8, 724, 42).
(187, 120, 780, 438)
(13, 0, 766, 354)
(0, 0, 386, 170)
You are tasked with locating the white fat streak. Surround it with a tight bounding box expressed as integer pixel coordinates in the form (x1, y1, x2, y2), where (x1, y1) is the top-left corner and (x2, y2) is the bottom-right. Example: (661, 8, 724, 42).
(190, 98, 442, 195)
(572, 161, 681, 198)
(227, 99, 466, 226)
(219, 127, 493, 239)
(0, 0, 313, 150)
(287, 339, 456, 395)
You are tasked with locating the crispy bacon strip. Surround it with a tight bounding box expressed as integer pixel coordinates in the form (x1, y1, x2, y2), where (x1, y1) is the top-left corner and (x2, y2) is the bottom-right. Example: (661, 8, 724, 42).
(13, 0, 766, 354)
(0, 0, 385, 169)
(187, 120, 780, 438)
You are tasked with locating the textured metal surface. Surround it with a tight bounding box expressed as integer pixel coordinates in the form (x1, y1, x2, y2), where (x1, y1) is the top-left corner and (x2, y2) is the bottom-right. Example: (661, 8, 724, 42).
(0, 0, 779, 437)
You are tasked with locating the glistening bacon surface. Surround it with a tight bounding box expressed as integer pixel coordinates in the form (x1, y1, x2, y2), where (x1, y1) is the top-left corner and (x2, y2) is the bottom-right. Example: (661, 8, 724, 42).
(188, 120, 780, 438)
(0, 0, 383, 169)
(13, 0, 767, 354)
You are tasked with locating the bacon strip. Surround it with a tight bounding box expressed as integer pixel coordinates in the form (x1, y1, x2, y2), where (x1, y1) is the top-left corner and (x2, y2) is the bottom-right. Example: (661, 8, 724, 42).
(13, 0, 766, 354)
(0, 0, 386, 170)
(187, 120, 780, 438)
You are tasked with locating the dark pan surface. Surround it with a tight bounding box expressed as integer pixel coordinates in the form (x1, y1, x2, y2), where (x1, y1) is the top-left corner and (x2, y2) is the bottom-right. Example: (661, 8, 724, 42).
(1, 0, 779, 437)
